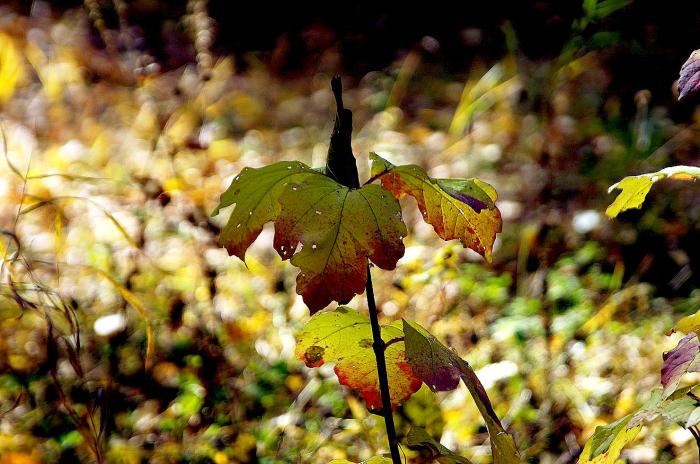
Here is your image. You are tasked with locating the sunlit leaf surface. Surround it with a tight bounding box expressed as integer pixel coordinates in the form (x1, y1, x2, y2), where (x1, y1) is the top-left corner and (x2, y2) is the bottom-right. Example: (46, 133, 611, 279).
(295, 307, 421, 411)
(274, 175, 406, 312)
(215, 162, 406, 312)
(577, 415, 642, 464)
(672, 307, 700, 334)
(605, 165, 700, 218)
(369, 152, 501, 260)
(213, 161, 321, 260)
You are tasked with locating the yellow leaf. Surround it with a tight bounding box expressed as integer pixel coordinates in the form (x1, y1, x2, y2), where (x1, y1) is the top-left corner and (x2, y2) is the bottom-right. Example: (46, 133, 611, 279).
(0, 33, 25, 104)
(674, 308, 700, 334)
(578, 415, 642, 464)
(606, 165, 700, 218)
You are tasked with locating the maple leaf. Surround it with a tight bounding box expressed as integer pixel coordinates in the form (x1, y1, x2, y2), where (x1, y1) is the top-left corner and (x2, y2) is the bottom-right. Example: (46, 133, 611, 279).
(212, 161, 321, 260)
(213, 162, 406, 312)
(403, 320, 520, 463)
(605, 165, 700, 218)
(295, 306, 421, 411)
(369, 153, 502, 260)
(274, 175, 406, 312)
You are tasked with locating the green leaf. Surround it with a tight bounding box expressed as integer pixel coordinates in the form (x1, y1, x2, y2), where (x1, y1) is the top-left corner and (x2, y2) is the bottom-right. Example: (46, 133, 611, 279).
(275, 175, 406, 312)
(403, 320, 520, 463)
(212, 161, 321, 259)
(686, 406, 700, 428)
(369, 153, 502, 260)
(295, 307, 421, 411)
(579, 387, 700, 463)
(605, 165, 700, 218)
(578, 415, 642, 464)
(406, 427, 473, 464)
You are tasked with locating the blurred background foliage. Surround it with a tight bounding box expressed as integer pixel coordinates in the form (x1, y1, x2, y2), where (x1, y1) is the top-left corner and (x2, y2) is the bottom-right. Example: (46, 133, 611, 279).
(0, 1, 699, 463)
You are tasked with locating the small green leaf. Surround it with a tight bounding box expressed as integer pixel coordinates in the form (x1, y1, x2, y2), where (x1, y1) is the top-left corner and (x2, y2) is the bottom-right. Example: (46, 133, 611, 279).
(275, 175, 406, 312)
(578, 415, 642, 464)
(605, 165, 700, 218)
(213, 161, 321, 259)
(686, 407, 700, 428)
(580, 387, 700, 463)
(295, 307, 421, 411)
(660, 395, 698, 425)
(407, 426, 473, 464)
(403, 320, 520, 463)
(369, 153, 502, 260)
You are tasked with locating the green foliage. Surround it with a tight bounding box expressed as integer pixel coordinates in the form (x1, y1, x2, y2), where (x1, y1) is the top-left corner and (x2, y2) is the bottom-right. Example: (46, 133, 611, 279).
(577, 415, 642, 464)
(212, 161, 321, 259)
(578, 388, 700, 463)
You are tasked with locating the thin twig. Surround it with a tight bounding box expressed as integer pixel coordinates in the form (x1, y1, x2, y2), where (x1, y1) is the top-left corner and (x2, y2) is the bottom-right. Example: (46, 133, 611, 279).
(365, 264, 401, 464)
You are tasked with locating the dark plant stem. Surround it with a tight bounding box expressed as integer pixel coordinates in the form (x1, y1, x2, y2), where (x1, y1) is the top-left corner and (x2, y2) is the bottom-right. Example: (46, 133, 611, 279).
(365, 264, 401, 464)
(690, 425, 700, 461)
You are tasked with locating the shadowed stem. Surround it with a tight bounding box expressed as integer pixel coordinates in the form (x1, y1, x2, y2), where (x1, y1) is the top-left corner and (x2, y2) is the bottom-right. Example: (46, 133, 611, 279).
(366, 264, 401, 464)
(690, 425, 700, 461)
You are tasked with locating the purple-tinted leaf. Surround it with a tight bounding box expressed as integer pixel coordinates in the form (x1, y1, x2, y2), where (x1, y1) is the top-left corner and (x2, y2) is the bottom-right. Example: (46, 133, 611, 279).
(369, 153, 502, 261)
(679, 50, 700, 100)
(403, 320, 520, 463)
(661, 333, 700, 398)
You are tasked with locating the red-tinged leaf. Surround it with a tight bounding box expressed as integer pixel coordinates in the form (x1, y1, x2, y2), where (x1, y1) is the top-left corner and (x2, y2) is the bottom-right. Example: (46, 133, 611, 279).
(274, 175, 406, 312)
(295, 307, 421, 411)
(212, 161, 321, 260)
(403, 320, 520, 463)
(661, 333, 700, 398)
(679, 49, 700, 100)
(369, 153, 502, 260)
(407, 427, 473, 464)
